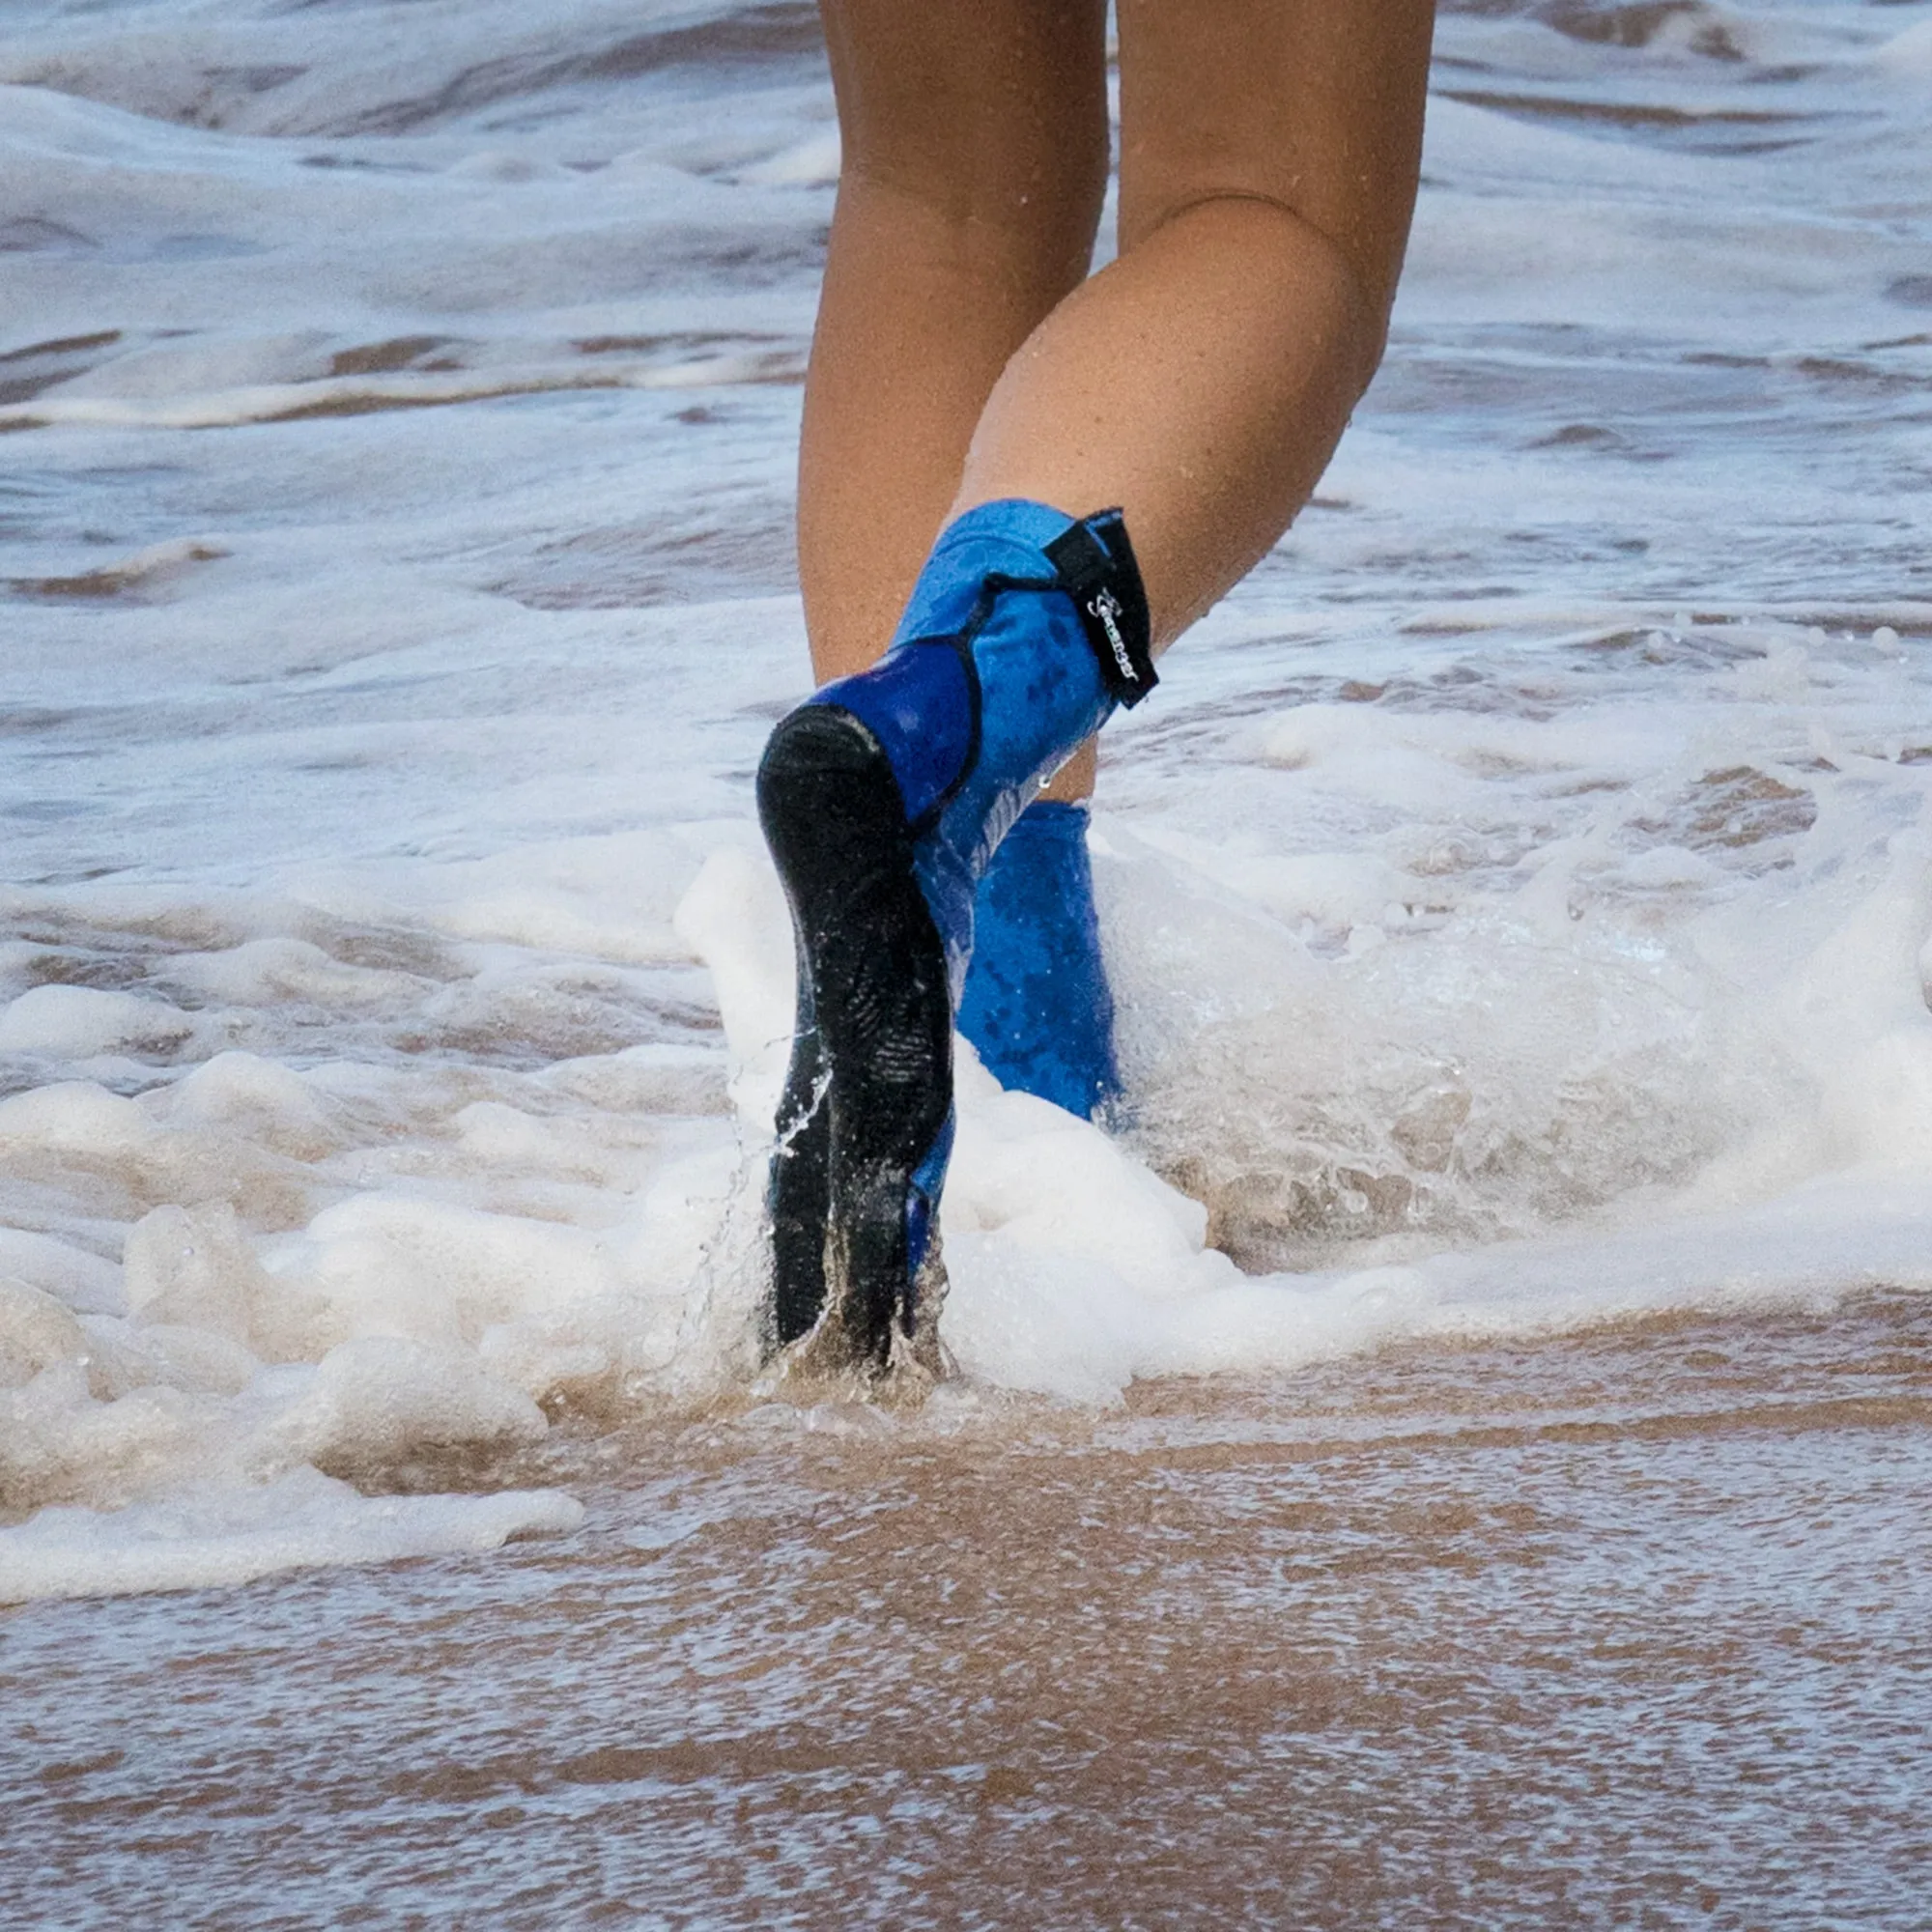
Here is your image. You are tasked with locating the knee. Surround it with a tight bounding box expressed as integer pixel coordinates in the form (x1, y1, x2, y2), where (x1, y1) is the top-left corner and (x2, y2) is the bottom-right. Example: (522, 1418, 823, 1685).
(1121, 186, 1398, 398)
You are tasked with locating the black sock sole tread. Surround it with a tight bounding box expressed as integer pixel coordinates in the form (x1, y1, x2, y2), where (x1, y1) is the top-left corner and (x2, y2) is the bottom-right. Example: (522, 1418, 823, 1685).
(756, 705, 952, 1365)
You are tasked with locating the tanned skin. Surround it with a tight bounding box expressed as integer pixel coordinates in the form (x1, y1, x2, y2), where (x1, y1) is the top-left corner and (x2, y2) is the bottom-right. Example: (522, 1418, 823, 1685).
(798, 0, 1436, 802)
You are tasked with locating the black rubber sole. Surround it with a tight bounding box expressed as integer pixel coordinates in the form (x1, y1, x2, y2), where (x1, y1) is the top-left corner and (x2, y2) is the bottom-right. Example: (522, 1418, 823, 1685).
(755, 704, 952, 1369)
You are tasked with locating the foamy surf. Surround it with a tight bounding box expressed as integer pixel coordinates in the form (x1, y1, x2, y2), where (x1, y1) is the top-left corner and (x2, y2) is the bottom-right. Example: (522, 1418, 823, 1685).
(10, 730, 1932, 1605)
(0, 1469, 582, 1605)
(3, 0, 1931, 1623)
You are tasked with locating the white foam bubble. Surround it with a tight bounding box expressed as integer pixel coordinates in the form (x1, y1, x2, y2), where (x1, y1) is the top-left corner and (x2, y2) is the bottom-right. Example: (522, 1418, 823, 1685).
(0, 1467, 582, 1605)
(0, 1280, 90, 1392)
(0, 984, 195, 1059)
(0, 1228, 123, 1318)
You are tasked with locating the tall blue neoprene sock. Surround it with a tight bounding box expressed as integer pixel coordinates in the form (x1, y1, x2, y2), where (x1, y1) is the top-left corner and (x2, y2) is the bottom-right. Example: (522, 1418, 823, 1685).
(957, 800, 1119, 1120)
(756, 498, 1155, 1369)
(814, 498, 1151, 994)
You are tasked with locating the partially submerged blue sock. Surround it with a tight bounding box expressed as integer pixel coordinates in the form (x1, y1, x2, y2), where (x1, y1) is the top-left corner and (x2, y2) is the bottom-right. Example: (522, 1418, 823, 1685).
(957, 799, 1119, 1120)
(758, 497, 1155, 1368)
(810, 497, 1155, 997)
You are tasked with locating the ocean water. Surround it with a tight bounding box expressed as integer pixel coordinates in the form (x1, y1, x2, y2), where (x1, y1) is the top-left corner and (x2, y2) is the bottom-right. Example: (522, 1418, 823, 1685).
(3, 0, 1931, 1921)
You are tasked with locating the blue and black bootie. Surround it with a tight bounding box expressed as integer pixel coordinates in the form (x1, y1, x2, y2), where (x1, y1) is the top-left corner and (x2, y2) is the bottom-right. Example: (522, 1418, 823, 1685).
(756, 497, 1155, 1371)
(958, 800, 1119, 1121)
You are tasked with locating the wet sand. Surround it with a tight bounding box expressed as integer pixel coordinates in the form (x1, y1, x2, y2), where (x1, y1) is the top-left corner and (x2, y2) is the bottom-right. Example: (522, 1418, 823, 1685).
(10, 1292, 1931, 1926)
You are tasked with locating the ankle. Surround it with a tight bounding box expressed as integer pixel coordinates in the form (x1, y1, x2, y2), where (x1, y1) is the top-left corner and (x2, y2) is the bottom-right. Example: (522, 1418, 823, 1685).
(806, 499, 1153, 835)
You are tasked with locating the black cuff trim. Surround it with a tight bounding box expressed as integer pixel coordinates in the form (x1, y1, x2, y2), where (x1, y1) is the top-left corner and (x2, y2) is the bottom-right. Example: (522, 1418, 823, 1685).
(1044, 509, 1158, 709)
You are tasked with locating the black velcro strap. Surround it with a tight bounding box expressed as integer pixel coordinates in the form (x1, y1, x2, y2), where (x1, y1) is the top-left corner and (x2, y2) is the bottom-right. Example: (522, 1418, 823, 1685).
(1043, 509, 1158, 709)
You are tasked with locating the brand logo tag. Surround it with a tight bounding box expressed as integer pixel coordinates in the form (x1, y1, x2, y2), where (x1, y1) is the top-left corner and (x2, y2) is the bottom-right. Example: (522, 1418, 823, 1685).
(1088, 587, 1139, 686)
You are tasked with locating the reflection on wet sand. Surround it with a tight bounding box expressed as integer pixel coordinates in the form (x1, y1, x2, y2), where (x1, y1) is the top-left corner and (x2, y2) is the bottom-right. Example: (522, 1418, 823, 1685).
(10, 1293, 1932, 1924)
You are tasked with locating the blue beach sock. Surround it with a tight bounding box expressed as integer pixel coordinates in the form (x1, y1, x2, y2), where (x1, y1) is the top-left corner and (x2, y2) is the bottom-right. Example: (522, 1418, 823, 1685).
(957, 799, 1119, 1120)
(757, 497, 1156, 1367)
(810, 497, 1153, 992)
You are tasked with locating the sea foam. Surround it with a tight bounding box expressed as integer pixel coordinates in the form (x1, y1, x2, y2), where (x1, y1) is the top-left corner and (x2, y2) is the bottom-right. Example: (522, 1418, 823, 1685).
(3, 0, 1930, 1601)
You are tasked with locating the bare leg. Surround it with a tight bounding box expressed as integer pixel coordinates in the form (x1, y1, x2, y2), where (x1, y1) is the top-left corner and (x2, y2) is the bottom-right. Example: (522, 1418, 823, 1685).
(957, 0, 1436, 645)
(801, 0, 1433, 776)
(799, 0, 1109, 686)
(759, 0, 1435, 1367)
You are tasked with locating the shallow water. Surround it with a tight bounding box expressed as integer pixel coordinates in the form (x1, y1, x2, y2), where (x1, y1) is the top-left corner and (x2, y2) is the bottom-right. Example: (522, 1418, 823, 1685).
(11, 1295, 1932, 1926)
(3, 0, 1931, 1918)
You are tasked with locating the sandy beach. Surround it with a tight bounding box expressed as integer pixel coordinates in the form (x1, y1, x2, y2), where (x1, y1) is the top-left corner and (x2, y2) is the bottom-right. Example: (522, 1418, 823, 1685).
(4, 1, 1932, 1920)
